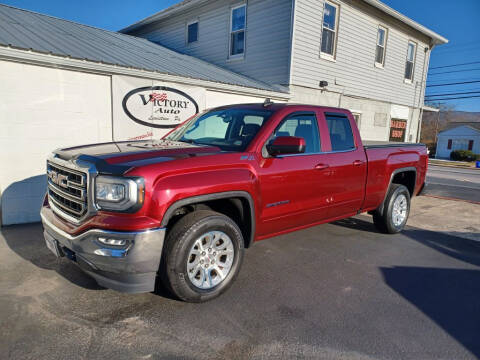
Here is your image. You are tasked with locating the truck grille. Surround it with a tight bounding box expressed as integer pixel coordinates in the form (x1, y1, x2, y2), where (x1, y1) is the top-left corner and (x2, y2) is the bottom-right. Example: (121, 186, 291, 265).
(47, 162, 88, 221)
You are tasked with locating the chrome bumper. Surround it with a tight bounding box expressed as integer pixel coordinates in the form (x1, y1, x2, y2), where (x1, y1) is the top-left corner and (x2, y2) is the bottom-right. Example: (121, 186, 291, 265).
(41, 212, 166, 293)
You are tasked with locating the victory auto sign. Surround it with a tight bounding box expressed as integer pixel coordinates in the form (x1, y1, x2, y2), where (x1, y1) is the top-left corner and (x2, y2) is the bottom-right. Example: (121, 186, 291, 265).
(122, 86, 199, 129)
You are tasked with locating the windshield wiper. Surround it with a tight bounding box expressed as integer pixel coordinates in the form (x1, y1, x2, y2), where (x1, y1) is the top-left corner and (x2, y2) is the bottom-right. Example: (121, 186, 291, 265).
(179, 139, 197, 145)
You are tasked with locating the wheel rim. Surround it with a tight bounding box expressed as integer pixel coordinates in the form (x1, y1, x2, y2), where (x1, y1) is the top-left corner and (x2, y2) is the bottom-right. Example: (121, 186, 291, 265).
(392, 194, 408, 227)
(186, 231, 235, 290)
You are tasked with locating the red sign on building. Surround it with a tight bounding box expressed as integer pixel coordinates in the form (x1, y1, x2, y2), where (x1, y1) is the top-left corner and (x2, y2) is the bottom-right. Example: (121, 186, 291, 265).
(389, 119, 407, 142)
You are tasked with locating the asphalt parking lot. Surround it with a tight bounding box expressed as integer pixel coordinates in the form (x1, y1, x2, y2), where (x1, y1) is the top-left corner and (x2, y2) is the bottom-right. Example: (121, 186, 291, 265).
(1, 195, 479, 360)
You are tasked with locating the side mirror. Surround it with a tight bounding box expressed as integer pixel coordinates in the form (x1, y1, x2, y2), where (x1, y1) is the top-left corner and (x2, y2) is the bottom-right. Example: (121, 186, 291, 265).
(266, 136, 306, 156)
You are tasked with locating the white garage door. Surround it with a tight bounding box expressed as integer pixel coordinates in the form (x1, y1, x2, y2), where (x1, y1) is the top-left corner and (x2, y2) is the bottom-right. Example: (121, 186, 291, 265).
(0, 60, 112, 225)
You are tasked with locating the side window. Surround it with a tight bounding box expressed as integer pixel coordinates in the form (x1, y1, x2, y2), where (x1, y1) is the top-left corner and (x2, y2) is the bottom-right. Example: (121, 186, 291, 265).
(187, 21, 199, 44)
(272, 113, 321, 153)
(375, 26, 387, 67)
(230, 4, 246, 57)
(325, 114, 355, 151)
(320, 1, 340, 59)
(404, 41, 416, 82)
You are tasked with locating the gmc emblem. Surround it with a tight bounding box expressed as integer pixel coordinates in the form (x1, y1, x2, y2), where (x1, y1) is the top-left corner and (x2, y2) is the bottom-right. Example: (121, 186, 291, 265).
(48, 170, 69, 189)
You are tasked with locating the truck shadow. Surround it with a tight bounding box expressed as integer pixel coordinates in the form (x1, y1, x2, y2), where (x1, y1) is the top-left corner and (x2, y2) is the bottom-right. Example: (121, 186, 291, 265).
(1, 221, 176, 298)
(380, 266, 480, 358)
(1, 222, 105, 290)
(333, 216, 480, 267)
(333, 217, 480, 358)
(1, 175, 46, 225)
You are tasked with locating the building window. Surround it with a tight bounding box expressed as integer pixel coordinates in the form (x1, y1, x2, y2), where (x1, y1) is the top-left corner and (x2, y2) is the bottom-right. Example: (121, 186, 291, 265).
(468, 140, 474, 151)
(229, 4, 246, 57)
(404, 41, 416, 82)
(320, 1, 339, 59)
(187, 21, 199, 44)
(375, 26, 387, 67)
(447, 139, 452, 150)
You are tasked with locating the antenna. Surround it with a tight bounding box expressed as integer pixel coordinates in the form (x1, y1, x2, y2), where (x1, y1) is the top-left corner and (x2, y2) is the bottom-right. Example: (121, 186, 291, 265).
(263, 98, 274, 107)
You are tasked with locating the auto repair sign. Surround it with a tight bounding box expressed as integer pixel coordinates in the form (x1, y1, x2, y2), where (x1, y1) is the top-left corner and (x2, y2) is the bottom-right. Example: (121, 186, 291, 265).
(113, 76, 205, 141)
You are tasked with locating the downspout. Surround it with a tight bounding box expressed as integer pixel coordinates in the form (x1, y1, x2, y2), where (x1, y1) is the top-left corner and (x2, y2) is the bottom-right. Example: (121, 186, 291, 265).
(287, 0, 297, 99)
(416, 43, 435, 142)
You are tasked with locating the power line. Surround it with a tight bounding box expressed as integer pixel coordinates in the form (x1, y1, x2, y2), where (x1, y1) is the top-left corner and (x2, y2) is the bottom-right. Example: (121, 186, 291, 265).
(425, 95, 480, 101)
(425, 91, 480, 98)
(426, 80, 480, 87)
(429, 68, 480, 76)
(436, 40, 480, 48)
(427, 77, 480, 84)
(434, 44, 480, 54)
(427, 87, 480, 95)
(430, 61, 480, 70)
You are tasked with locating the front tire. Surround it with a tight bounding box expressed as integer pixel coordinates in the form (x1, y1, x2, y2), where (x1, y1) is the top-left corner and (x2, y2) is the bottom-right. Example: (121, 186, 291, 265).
(373, 184, 411, 234)
(161, 210, 244, 302)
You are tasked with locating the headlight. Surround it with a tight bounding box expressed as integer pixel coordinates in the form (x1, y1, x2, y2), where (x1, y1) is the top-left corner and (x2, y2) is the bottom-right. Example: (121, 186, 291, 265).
(95, 176, 144, 212)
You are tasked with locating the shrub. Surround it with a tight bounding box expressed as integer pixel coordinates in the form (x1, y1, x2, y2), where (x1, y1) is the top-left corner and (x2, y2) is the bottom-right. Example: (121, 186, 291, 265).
(450, 150, 476, 162)
(426, 143, 436, 157)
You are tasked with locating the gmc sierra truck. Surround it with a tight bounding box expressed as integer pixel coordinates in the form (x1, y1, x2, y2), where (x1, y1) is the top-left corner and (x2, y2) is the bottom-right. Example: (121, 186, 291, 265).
(41, 103, 427, 302)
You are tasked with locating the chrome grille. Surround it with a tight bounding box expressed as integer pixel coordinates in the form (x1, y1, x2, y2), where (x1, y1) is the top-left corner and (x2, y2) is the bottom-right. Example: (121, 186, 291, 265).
(47, 162, 88, 221)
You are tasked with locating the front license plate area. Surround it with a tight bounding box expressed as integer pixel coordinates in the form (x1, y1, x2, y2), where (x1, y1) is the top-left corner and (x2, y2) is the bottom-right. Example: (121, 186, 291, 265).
(44, 232, 62, 257)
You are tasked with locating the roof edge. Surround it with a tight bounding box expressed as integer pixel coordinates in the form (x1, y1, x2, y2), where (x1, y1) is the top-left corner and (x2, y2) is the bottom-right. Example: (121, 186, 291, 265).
(120, 0, 209, 33)
(0, 46, 291, 99)
(121, 0, 448, 45)
(362, 0, 448, 45)
(438, 124, 480, 135)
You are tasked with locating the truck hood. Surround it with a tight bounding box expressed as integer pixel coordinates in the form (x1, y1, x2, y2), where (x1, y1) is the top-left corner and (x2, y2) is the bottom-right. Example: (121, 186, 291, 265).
(54, 140, 222, 175)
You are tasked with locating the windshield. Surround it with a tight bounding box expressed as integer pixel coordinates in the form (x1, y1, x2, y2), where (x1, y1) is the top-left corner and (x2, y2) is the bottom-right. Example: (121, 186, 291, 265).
(164, 108, 273, 151)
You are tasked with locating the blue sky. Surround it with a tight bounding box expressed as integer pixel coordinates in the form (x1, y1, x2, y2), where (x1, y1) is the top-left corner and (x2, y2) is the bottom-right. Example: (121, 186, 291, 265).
(2, 0, 479, 112)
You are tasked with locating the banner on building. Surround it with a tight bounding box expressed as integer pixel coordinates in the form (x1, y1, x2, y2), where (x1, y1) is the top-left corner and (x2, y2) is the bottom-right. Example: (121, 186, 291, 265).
(112, 75, 206, 141)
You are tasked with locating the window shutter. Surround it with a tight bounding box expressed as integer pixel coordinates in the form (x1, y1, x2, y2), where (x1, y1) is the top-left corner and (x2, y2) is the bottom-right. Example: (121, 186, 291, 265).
(468, 140, 474, 151)
(447, 139, 452, 149)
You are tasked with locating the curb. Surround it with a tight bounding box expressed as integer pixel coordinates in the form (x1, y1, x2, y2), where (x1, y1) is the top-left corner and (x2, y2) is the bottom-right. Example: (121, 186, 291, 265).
(421, 194, 480, 206)
(428, 160, 478, 169)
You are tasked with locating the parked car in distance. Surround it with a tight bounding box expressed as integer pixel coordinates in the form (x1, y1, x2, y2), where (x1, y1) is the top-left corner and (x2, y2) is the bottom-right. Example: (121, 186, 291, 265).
(41, 102, 428, 302)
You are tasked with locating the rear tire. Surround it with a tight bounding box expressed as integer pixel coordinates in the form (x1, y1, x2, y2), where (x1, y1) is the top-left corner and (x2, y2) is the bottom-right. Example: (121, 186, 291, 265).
(160, 210, 244, 302)
(373, 184, 410, 234)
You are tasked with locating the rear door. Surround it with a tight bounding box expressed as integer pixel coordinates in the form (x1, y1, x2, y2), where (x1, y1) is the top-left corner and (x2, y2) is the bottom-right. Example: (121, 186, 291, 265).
(317, 111, 367, 219)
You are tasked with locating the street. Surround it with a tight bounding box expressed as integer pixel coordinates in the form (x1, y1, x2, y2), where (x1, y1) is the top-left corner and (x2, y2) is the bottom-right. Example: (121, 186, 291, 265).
(424, 164, 480, 202)
(1, 195, 479, 360)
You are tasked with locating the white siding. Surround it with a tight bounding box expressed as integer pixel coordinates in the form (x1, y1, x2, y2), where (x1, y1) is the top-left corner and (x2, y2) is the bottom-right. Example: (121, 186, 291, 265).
(129, 0, 293, 87)
(0, 61, 112, 225)
(291, 0, 430, 107)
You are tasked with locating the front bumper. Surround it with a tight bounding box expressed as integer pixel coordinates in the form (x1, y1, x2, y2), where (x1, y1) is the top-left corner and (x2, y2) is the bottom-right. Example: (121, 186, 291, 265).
(40, 210, 166, 293)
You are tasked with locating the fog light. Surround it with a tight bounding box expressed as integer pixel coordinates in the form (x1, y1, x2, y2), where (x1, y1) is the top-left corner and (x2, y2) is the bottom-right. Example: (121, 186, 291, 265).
(98, 237, 126, 246)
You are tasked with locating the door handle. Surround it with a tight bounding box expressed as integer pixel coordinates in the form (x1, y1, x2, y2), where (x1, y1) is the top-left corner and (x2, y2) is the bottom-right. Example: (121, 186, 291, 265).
(353, 160, 365, 166)
(315, 163, 330, 170)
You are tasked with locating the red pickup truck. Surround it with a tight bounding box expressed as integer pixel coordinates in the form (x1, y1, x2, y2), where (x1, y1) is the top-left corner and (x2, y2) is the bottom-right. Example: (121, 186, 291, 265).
(41, 103, 427, 302)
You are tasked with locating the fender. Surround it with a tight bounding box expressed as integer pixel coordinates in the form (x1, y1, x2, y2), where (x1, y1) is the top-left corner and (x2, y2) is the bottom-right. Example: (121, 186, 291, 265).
(160, 191, 256, 248)
(377, 166, 417, 216)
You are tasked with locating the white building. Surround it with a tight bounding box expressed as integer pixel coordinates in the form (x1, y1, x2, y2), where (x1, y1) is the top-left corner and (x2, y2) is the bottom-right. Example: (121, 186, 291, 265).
(123, 0, 447, 142)
(0, 1, 447, 225)
(436, 124, 480, 159)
